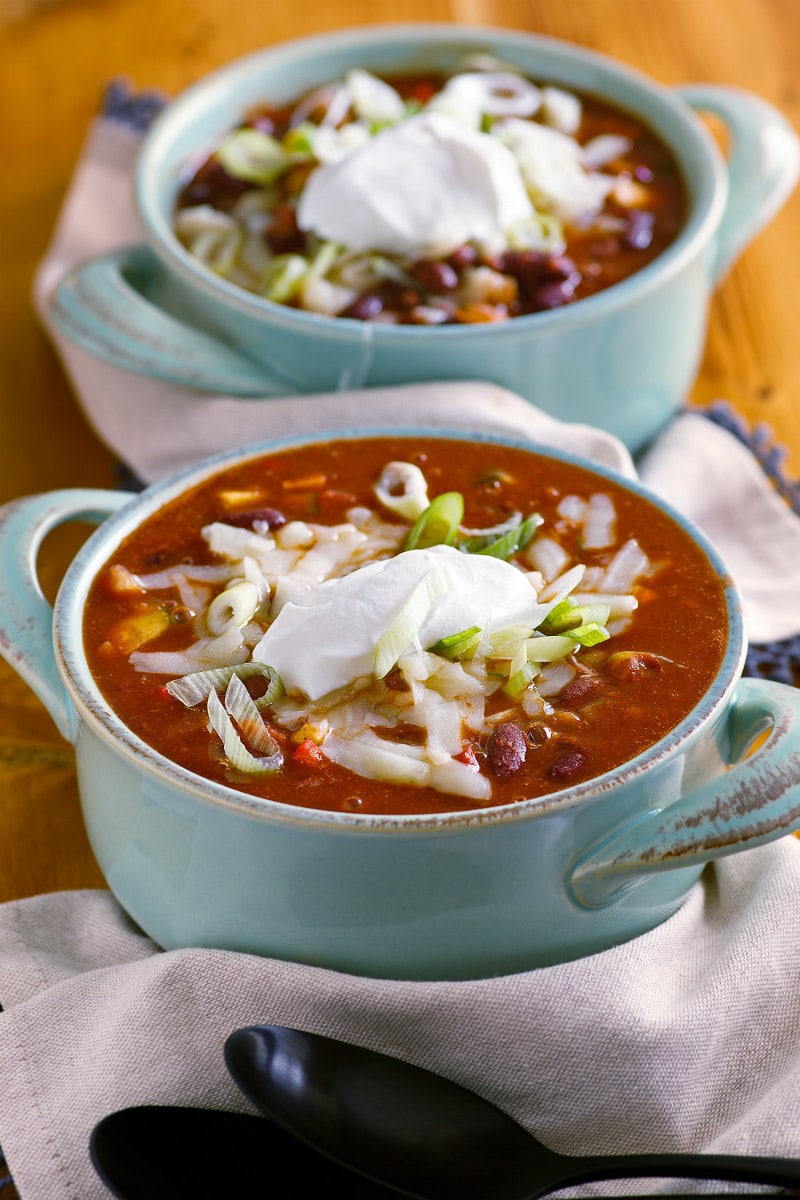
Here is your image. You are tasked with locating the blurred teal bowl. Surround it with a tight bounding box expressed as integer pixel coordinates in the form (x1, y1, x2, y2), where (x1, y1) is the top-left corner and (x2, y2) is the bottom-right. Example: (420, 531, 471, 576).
(50, 25, 799, 451)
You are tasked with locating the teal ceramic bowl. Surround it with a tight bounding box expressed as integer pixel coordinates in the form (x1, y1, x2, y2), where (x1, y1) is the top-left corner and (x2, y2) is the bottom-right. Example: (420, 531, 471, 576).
(2, 429, 800, 980)
(49, 25, 799, 453)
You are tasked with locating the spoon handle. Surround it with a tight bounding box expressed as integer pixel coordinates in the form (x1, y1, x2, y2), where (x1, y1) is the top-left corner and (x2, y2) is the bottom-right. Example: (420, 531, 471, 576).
(546, 1151, 800, 1194)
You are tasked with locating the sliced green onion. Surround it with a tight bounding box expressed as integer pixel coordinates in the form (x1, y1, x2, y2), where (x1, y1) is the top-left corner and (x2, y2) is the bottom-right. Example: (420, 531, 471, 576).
(367, 254, 417, 285)
(223, 674, 281, 755)
(489, 624, 532, 654)
(543, 600, 611, 634)
(344, 68, 405, 124)
(565, 622, 610, 647)
(305, 239, 342, 284)
(404, 492, 465, 551)
(261, 254, 309, 303)
(457, 513, 521, 553)
(503, 659, 536, 698)
(215, 128, 290, 184)
(443, 71, 542, 119)
(206, 679, 283, 774)
(402, 98, 424, 119)
(506, 212, 567, 254)
(540, 597, 578, 632)
(373, 461, 430, 521)
(429, 625, 482, 661)
(374, 565, 454, 679)
(573, 604, 611, 628)
(188, 226, 242, 276)
(207, 580, 260, 635)
(476, 513, 543, 559)
(524, 634, 575, 663)
(486, 657, 513, 679)
(166, 662, 284, 709)
(509, 639, 528, 678)
(282, 123, 317, 156)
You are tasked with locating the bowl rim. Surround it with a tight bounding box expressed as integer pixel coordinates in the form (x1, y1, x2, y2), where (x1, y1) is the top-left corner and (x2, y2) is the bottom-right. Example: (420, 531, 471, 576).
(133, 21, 727, 339)
(55, 427, 745, 832)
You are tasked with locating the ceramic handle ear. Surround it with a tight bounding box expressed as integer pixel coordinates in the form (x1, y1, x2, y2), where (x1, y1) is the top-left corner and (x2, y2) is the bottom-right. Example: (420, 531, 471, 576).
(569, 677, 800, 909)
(48, 245, 293, 396)
(676, 84, 800, 283)
(0, 490, 132, 743)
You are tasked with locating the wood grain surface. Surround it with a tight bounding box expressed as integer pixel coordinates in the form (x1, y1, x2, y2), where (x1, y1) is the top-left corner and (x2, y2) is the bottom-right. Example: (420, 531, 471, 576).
(0, 0, 798, 904)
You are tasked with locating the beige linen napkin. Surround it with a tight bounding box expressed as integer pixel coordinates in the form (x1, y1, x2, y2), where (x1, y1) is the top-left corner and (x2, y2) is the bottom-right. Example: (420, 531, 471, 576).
(1, 840, 800, 1200)
(33, 113, 800, 645)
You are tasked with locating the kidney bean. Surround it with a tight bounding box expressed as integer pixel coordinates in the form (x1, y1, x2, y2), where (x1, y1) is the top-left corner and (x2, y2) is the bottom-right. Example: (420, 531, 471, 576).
(531, 279, 577, 310)
(548, 254, 581, 283)
(495, 251, 580, 303)
(247, 112, 277, 136)
(380, 281, 425, 312)
(222, 507, 287, 530)
(409, 259, 459, 292)
(342, 293, 385, 321)
(547, 749, 588, 780)
(447, 244, 479, 270)
(607, 651, 666, 682)
(487, 722, 527, 777)
(557, 674, 601, 707)
(177, 158, 253, 209)
(625, 210, 655, 249)
(344, 280, 423, 321)
(266, 203, 304, 254)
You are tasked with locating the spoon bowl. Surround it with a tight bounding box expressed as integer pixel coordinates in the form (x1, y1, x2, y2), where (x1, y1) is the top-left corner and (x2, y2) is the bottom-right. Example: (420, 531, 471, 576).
(90, 1104, 401, 1199)
(225, 1025, 800, 1200)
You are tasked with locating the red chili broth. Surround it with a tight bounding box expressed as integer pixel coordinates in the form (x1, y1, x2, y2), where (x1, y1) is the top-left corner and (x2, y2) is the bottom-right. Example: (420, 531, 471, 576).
(83, 438, 728, 816)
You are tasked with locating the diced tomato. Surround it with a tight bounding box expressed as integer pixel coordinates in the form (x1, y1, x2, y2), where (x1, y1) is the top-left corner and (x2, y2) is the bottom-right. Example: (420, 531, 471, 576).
(317, 488, 358, 514)
(408, 80, 438, 103)
(455, 745, 480, 771)
(292, 738, 325, 766)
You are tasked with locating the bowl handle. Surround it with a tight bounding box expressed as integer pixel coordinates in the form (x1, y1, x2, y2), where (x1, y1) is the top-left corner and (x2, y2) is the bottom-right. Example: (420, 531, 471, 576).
(0, 489, 132, 743)
(48, 244, 299, 397)
(569, 677, 800, 909)
(676, 83, 800, 283)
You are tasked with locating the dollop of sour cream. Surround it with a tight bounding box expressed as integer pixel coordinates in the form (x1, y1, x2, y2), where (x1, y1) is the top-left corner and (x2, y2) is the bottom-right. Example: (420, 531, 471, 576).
(252, 544, 539, 700)
(296, 111, 534, 258)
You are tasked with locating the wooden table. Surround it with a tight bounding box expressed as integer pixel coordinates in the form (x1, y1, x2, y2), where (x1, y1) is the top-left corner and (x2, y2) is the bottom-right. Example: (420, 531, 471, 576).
(0, 0, 798, 909)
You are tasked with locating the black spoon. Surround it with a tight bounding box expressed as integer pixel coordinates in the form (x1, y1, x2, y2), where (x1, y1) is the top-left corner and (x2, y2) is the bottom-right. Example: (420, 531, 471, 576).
(225, 1025, 800, 1200)
(90, 1104, 402, 1199)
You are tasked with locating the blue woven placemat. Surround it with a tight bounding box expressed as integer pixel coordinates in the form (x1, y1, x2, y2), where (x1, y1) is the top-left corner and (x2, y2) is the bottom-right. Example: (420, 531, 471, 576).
(698, 401, 800, 686)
